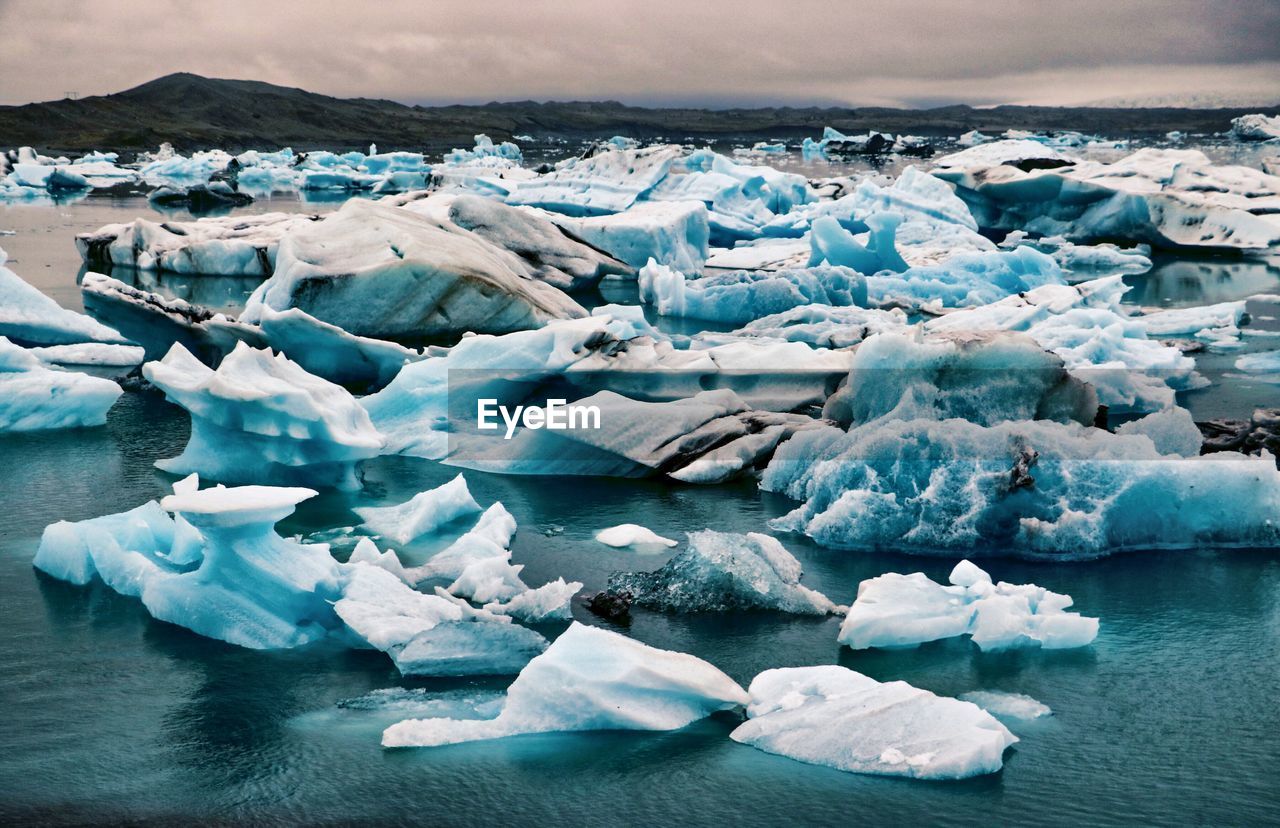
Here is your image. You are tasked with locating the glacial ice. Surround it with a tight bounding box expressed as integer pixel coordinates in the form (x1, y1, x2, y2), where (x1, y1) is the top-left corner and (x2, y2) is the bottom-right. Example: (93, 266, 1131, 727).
(1, 246, 129, 346)
(354, 474, 483, 545)
(595, 524, 678, 549)
(838, 560, 1098, 651)
(548, 200, 710, 273)
(923, 277, 1201, 411)
(335, 564, 548, 676)
(607, 530, 840, 615)
(639, 260, 867, 325)
(1231, 114, 1280, 142)
(143, 341, 384, 490)
(381, 622, 748, 747)
(254, 306, 423, 389)
(729, 666, 1017, 779)
(0, 336, 123, 431)
(717, 304, 909, 349)
(241, 199, 587, 338)
(77, 212, 316, 278)
(26, 342, 145, 367)
(507, 145, 684, 216)
(934, 145, 1280, 252)
(958, 691, 1052, 720)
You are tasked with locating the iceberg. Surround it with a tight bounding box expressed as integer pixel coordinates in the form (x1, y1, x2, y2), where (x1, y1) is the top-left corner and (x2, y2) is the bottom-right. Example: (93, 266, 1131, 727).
(26, 342, 145, 367)
(254, 306, 423, 390)
(443, 134, 523, 166)
(934, 146, 1280, 252)
(381, 622, 748, 747)
(1231, 113, 1280, 142)
(397, 192, 633, 290)
(729, 666, 1017, 779)
(865, 246, 1065, 311)
(507, 145, 683, 216)
(1, 246, 129, 346)
(595, 524, 678, 549)
(548, 200, 710, 273)
(0, 337, 122, 431)
(838, 560, 1098, 651)
(335, 564, 548, 676)
(77, 212, 318, 278)
(241, 199, 587, 339)
(638, 260, 867, 325)
(923, 277, 1201, 411)
(354, 474, 483, 545)
(763, 406, 1280, 556)
(607, 530, 840, 615)
(143, 341, 384, 490)
(717, 304, 909, 349)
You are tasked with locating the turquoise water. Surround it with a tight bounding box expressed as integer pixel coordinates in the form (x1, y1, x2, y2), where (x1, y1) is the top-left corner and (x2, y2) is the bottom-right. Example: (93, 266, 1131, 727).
(2, 195, 1280, 825)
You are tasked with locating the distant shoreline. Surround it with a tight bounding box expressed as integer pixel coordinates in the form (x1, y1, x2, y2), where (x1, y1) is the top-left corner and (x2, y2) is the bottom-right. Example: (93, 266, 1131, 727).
(3, 72, 1278, 155)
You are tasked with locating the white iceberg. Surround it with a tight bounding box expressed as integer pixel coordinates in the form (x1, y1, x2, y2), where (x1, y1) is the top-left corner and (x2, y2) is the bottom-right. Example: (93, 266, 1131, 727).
(729, 665, 1017, 779)
(548, 200, 709, 273)
(838, 560, 1098, 651)
(241, 199, 586, 339)
(595, 524, 678, 549)
(382, 622, 747, 747)
(638, 260, 867, 325)
(0, 337, 122, 431)
(354, 474, 483, 545)
(1, 246, 128, 346)
(507, 145, 683, 216)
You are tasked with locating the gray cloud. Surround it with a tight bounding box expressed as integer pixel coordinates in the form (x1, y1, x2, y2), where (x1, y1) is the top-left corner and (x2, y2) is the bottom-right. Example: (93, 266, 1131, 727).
(1, 0, 1277, 107)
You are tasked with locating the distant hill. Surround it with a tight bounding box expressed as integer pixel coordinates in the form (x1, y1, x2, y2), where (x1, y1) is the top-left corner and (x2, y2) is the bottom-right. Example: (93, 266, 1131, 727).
(2, 73, 1277, 156)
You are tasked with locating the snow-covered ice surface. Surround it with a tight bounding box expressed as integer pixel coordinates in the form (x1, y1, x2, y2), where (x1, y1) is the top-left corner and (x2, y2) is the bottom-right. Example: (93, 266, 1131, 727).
(595, 523, 678, 549)
(382, 622, 747, 747)
(730, 666, 1017, 779)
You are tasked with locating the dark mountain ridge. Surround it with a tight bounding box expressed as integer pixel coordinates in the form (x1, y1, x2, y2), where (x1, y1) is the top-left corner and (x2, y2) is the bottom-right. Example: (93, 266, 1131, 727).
(2, 72, 1276, 156)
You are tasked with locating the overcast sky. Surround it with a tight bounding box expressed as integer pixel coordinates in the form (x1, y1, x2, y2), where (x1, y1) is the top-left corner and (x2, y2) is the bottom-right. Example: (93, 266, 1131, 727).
(1, 0, 1277, 108)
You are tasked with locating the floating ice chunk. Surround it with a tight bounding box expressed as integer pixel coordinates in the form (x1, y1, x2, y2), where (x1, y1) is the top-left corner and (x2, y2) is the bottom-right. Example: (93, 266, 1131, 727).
(1231, 114, 1280, 142)
(354, 475, 482, 545)
(241, 199, 586, 339)
(335, 563, 547, 675)
(762, 409, 1280, 556)
(924, 277, 1198, 411)
(382, 622, 748, 747)
(823, 329, 1098, 429)
(34, 499, 181, 591)
(1138, 300, 1246, 339)
(507, 145, 683, 216)
(595, 524, 678, 549)
(409, 503, 518, 582)
(0, 337, 122, 431)
(956, 130, 992, 147)
(77, 212, 316, 277)
(143, 341, 384, 490)
(729, 666, 1017, 780)
(142, 485, 348, 649)
(347, 537, 412, 582)
(548, 201, 709, 273)
(448, 556, 529, 604)
(443, 134, 523, 166)
(396, 192, 634, 290)
(934, 139, 1076, 169)
(26, 342, 144, 367)
(608, 530, 840, 615)
(255, 306, 423, 390)
(0, 247, 128, 346)
(639, 260, 867, 325)
(1025, 236, 1152, 275)
(865, 245, 1065, 311)
(838, 560, 1098, 651)
(934, 147, 1280, 252)
(1236, 349, 1280, 374)
(720, 304, 909, 349)
(958, 691, 1052, 720)
(482, 578, 581, 623)
(808, 213, 908, 274)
